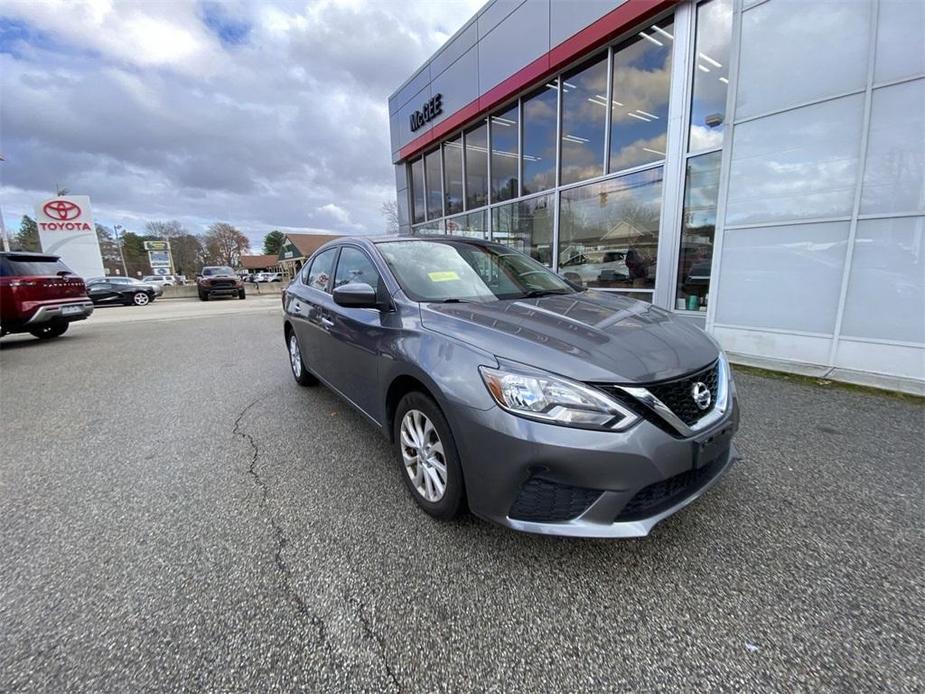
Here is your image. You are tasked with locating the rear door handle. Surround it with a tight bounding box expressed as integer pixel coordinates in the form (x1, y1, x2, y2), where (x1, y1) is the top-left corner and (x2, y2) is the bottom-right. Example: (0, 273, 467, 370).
(320, 316, 334, 328)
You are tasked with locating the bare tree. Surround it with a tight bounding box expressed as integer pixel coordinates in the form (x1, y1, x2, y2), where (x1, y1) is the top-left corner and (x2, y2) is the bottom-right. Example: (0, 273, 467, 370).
(145, 220, 185, 238)
(380, 199, 399, 234)
(202, 222, 250, 267)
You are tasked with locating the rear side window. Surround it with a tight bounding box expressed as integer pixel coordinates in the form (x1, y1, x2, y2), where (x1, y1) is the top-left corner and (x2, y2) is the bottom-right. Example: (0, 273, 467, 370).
(334, 247, 381, 289)
(306, 248, 338, 292)
(0, 256, 72, 277)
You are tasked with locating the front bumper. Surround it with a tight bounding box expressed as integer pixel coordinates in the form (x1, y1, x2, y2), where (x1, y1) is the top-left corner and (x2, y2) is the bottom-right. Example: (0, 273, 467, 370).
(202, 284, 241, 296)
(450, 393, 739, 538)
(24, 301, 94, 326)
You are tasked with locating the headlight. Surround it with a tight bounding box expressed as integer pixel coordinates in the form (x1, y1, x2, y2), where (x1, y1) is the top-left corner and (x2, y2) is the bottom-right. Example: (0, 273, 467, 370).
(479, 365, 639, 431)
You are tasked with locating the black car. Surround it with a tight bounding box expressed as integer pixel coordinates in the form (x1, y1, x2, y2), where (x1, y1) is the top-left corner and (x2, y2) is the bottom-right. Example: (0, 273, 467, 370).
(86, 277, 159, 306)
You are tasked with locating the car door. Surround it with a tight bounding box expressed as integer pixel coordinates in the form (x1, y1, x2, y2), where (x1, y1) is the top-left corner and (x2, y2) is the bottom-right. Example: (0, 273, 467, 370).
(323, 246, 387, 417)
(286, 247, 339, 382)
(87, 281, 117, 304)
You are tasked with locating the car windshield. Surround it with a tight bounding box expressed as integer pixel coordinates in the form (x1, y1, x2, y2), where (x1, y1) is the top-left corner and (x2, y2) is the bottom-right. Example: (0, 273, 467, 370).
(203, 267, 234, 276)
(377, 240, 577, 302)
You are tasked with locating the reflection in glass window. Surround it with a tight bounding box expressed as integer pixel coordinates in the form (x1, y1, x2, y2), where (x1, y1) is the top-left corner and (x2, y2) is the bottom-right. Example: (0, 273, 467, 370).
(424, 149, 443, 220)
(558, 168, 663, 290)
(443, 136, 464, 216)
(491, 194, 554, 267)
(334, 247, 381, 290)
(676, 151, 721, 311)
(689, 0, 733, 152)
(307, 248, 337, 292)
(491, 104, 519, 202)
(611, 19, 673, 172)
(446, 210, 487, 239)
(411, 223, 445, 236)
(465, 122, 488, 209)
(560, 54, 608, 185)
(410, 158, 425, 224)
(522, 83, 558, 195)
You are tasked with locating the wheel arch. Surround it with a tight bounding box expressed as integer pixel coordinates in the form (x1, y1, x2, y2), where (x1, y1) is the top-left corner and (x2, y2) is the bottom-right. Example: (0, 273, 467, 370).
(384, 373, 439, 443)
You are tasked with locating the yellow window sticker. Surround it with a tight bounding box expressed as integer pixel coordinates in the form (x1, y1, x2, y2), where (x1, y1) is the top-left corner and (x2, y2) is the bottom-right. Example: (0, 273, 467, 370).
(428, 271, 460, 282)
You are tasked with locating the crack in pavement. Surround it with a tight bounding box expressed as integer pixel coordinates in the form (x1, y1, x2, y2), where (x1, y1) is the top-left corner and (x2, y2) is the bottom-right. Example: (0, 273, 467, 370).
(233, 396, 332, 647)
(233, 394, 405, 692)
(349, 594, 403, 693)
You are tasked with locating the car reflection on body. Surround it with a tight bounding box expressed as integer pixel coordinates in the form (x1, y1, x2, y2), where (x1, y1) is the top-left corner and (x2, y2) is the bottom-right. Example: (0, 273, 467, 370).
(282, 236, 739, 538)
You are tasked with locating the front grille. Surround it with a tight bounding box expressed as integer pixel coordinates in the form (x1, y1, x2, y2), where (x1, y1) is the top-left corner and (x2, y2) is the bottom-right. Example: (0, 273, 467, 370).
(508, 477, 603, 523)
(210, 280, 236, 288)
(615, 460, 723, 522)
(647, 361, 719, 426)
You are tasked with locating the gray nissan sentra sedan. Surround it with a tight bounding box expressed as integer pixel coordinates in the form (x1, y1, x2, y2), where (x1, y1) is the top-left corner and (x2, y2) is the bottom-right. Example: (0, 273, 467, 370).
(282, 236, 739, 538)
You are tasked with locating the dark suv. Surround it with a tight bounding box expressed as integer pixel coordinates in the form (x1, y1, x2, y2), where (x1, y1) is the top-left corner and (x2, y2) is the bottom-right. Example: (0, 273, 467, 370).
(197, 266, 245, 301)
(0, 252, 94, 339)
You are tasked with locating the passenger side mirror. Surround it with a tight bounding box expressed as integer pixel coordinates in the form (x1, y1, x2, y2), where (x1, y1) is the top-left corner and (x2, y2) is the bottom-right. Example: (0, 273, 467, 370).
(333, 282, 379, 309)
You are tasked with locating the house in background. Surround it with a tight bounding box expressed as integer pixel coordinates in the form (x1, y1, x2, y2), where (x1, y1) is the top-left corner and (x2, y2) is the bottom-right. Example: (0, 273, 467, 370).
(239, 254, 279, 278)
(277, 232, 342, 279)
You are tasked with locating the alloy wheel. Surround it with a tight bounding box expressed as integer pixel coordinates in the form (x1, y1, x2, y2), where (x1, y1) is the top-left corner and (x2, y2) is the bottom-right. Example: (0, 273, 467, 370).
(400, 409, 447, 502)
(289, 334, 302, 378)
(133, 292, 150, 306)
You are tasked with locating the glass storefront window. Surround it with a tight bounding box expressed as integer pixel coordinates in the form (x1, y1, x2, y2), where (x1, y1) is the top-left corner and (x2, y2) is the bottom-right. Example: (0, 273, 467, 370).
(689, 0, 733, 152)
(491, 104, 519, 202)
(465, 122, 488, 209)
(558, 168, 663, 292)
(611, 19, 674, 173)
(424, 149, 443, 220)
(410, 157, 425, 224)
(444, 136, 464, 216)
(560, 53, 608, 185)
(522, 82, 558, 195)
(446, 209, 487, 239)
(411, 222, 445, 236)
(491, 194, 554, 267)
(676, 151, 721, 311)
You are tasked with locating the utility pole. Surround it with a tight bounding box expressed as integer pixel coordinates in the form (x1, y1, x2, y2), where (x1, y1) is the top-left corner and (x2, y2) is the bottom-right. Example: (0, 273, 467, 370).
(113, 224, 128, 276)
(0, 154, 9, 251)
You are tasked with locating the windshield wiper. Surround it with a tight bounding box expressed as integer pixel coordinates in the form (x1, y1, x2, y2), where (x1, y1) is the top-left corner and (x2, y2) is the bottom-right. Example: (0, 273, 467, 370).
(521, 289, 572, 299)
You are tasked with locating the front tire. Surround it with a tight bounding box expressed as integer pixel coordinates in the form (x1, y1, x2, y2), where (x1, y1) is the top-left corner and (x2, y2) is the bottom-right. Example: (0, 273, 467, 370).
(30, 322, 69, 340)
(394, 392, 464, 520)
(288, 331, 317, 386)
(238, 289, 246, 299)
(198, 290, 209, 301)
(132, 292, 150, 306)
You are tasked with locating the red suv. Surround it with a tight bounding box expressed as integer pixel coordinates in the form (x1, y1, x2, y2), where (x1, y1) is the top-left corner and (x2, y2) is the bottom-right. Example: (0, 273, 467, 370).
(0, 252, 94, 339)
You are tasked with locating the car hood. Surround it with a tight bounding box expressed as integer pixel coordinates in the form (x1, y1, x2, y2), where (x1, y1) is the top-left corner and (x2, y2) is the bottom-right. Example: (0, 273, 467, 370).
(419, 291, 719, 384)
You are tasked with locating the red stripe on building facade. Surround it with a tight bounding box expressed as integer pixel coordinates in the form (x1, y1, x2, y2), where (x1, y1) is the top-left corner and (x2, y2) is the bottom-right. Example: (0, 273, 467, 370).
(398, 0, 677, 162)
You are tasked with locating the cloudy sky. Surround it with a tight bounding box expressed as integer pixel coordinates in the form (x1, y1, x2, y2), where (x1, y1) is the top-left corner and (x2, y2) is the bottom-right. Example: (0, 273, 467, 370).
(0, 0, 482, 247)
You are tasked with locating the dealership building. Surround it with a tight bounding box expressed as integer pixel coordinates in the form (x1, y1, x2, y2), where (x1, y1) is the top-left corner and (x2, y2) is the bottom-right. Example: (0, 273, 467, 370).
(387, 0, 924, 394)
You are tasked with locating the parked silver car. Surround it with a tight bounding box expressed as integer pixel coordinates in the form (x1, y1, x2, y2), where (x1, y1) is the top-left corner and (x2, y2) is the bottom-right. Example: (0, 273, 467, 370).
(282, 236, 739, 537)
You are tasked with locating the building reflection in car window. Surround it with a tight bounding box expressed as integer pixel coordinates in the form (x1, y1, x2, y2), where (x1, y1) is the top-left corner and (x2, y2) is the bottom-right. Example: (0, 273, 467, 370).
(307, 248, 337, 292)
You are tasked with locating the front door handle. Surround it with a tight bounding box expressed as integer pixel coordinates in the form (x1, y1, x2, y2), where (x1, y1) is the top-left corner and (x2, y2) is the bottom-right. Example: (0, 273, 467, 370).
(320, 316, 334, 328)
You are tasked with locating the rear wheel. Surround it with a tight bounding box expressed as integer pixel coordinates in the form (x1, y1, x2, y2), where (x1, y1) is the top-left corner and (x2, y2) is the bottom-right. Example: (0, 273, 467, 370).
(132, 292, 150, 306)
(394, 392, 464, 520)
(288, 331, 317, 386)
(30, 322, 69, 340)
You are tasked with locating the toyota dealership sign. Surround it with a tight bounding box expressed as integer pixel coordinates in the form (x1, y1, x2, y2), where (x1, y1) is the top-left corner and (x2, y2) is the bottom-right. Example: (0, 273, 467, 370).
(34, 195, 104, 278)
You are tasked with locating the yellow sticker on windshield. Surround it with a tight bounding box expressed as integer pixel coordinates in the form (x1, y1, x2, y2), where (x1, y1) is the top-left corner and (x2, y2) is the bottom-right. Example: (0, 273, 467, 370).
(428, 271, 460, 282)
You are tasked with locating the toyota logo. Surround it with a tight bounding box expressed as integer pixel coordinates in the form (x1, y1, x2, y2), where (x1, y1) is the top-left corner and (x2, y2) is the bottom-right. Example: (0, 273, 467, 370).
(691, 382, 712, 410)
(43, 200, 82, 221)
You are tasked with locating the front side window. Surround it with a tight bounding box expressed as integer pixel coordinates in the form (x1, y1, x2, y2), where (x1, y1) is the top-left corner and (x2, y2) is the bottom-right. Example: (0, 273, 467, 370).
(307, 248, 337, 292)
(611, 19, 674, 172)
(424, 149, 443, 220)
(334, 247, 381, 290)
(558, 167, 663, 297)
(410, 157, 425, 224)
(491, 194, 554, 267)
(676, 151, 721, 311)
(689, 0, 733, 152)
(560, 53, 608, 185)
(378, 240, 575, 303)
(465, 122, 488, 209)
(522, 82, 558, 195)
(490, 104, 519, 202)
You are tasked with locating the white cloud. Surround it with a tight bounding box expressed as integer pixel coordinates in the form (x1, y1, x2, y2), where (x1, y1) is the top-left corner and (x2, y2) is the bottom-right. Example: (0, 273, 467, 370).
(0, 0, 483, 244)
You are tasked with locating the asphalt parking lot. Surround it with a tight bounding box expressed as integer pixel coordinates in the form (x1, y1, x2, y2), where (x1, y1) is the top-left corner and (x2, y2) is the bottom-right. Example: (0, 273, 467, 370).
(1, 301, 922, 693)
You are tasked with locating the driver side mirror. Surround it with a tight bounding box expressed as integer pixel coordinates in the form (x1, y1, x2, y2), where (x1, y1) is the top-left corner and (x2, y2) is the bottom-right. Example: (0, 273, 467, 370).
(333, 282, 379, 309)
